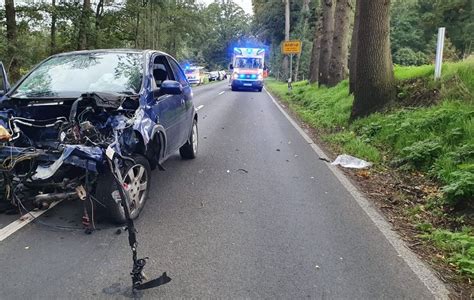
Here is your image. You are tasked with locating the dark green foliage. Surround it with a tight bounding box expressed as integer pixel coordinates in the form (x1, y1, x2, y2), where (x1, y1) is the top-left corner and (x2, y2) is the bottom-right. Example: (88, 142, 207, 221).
(390, 0, 474, 65)
(393, 48, 429, 66)
(0, 0, 251, 82)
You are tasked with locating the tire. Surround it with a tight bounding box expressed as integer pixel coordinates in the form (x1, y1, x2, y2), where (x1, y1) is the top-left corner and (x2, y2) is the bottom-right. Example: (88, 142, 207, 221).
(95, 154, 151, 224)
(257, 88, 263, 92)
(231, 86, 237, 91)
(180, 119, 198, 159)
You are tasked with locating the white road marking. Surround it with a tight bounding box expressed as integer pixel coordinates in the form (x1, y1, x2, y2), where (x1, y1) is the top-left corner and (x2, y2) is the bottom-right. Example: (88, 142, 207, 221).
(218, 91, 225, 95)
(196, 105, 204, 111)
(263, 87, 449, 299)
(0, 200, 62, 242)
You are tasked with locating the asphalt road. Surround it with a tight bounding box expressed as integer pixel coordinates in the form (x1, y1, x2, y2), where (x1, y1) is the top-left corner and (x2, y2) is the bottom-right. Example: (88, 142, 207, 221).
(0, 80, 439, 299)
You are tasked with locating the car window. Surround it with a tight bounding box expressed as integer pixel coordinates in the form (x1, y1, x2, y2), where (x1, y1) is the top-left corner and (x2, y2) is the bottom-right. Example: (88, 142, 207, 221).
(152, 55, 175, 88)
(168, 58, 188, 86)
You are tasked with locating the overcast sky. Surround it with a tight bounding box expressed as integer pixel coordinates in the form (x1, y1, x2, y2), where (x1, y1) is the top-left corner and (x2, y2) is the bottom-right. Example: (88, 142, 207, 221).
(199, 0, 253, 15)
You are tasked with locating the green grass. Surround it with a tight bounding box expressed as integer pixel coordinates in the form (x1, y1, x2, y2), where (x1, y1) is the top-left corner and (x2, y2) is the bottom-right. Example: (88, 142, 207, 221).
(266, 59, 474, 278)
(423, 228, 474, 277)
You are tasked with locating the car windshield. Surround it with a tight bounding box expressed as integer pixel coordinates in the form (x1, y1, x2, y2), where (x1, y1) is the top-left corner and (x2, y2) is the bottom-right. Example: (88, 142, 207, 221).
(235, 57, 262, 69)
(185, 69, 199, 75)
(11, 52, 144, 98)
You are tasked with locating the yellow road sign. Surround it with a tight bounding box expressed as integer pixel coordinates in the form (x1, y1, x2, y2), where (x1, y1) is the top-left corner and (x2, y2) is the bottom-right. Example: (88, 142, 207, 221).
(281, 40, 302, 54)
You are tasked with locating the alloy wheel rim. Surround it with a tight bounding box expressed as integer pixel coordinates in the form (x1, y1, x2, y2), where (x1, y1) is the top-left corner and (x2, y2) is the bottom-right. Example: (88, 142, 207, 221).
(123, 164, 148, 216)
(192, 123, 198, 154)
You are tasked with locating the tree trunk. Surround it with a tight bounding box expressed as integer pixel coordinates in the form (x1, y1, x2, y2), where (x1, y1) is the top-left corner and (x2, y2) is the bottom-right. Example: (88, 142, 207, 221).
(77, 0, 91, 50)
(309, 6, 323, 84)
(348, 0, 360, 94)
(327, 0, 352, 87)
(134, 11, 140, 48)
(94, 0, 104, 48)
(5, 0, 19, 81)
(293, 0, 310, 82)
(318, 0, 335, 86)
(351, 0, 395, 119)
(50, 0, 57, 55)
(282, 0, 290, 81)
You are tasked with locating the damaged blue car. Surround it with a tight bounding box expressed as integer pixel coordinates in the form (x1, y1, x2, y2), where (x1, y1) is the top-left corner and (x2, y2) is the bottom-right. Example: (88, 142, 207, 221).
(0, 49, 198, 224)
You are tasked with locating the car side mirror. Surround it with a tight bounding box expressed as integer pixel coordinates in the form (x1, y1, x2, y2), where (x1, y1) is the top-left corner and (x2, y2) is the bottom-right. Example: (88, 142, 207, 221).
(158, 80, 183, 95)
(229, 64, 234, 70)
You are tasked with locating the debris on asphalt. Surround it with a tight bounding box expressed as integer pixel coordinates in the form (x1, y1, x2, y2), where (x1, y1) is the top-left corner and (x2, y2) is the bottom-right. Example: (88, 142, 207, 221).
(24, 246, 29, 250)
(315, 265, 320, 269)
(115, 229, 122, 235)
(294, 154, 298, 158)
(237, 168, 248, 174)
(310, 176, 314, 179)
(198, 169, 204, 174)
(331, 154, 373, 169)
(319, 157, 331, 163)
(226, 170, 230, 173)
(286, 159, 290, 162)
(203, 136, 207, 139)
(276, 149, 280, 152)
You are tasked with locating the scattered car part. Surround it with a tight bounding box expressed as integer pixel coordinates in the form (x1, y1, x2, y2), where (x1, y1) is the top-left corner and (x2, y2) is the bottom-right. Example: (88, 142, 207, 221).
(331, 154, 373, 169)
(107, 153, 171, 293)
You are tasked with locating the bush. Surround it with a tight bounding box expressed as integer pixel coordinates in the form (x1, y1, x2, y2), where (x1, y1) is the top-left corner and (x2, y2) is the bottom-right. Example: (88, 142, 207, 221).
(394, 47, 429, 66)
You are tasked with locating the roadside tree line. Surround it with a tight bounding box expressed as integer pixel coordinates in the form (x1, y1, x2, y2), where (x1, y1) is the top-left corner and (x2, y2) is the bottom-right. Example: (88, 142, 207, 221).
(0, 0, 251, 83)
(253, 0, 473, 118)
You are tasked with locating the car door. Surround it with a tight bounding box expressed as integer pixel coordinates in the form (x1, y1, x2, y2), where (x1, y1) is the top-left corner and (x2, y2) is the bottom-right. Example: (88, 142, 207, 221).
(150, 54, 183, 154)
(167, 57, 193, 146)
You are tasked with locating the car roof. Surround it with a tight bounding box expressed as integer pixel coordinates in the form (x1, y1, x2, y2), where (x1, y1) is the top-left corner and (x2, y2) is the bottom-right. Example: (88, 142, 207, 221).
(50, 49, 170, 58)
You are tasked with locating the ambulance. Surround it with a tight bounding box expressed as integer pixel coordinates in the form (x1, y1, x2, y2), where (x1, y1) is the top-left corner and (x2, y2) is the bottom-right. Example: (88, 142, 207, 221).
(229, 47, 265, 92)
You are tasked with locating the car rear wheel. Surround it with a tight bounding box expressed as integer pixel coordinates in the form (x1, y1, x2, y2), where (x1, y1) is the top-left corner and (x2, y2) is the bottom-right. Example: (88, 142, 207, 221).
(95, 155, 151, 224)
(180, 119, 198, 159)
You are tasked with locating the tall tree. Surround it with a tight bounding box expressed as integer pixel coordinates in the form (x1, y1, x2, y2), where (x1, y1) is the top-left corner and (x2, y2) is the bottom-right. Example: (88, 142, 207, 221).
(50, 0, 57, 55)
(94, 0, 104, 48)
(351, 0, 395, 119)
(318, 0, 334, 86)
(293, 0, 310, 82)
(5, 0, 20, 81)
(282, 0, 290, 80)
(77, 0, 91, 50)
(327, 0, 352, 87)
(309, 3, 322, 84)
(348, 0, 360, 93)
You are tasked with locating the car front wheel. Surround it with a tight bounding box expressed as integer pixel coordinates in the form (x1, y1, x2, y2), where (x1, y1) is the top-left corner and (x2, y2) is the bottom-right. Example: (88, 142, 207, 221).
(95, 155, 151, 224)
(180, 119, 198, 159)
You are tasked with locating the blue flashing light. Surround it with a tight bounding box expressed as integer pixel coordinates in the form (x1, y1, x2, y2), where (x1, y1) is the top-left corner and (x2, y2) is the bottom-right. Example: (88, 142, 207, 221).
(247, 48, 252, 54)
(251, 74, 257, 79)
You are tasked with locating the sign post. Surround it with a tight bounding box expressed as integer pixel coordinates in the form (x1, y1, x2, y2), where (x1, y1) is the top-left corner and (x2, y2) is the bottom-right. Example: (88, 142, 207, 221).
(434, 27, 445, 80)
(281, 40, 302, 90)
